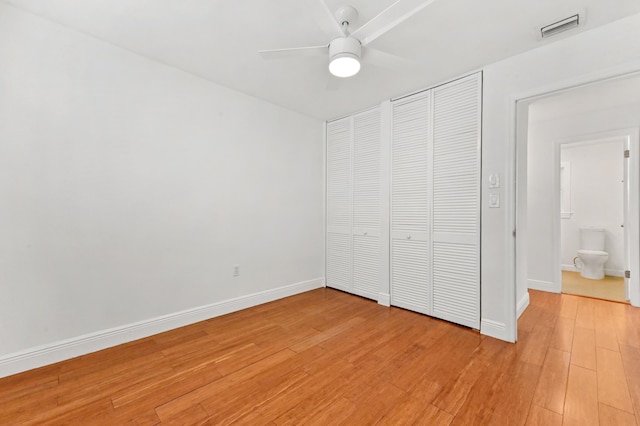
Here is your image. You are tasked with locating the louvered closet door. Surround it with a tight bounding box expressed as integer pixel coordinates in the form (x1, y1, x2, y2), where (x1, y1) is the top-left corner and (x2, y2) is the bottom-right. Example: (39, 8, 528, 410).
(326, 118, 352, 292)
(431, 74, 481, 329)
(352, 108, 381, 300)
(390, 93, 431, 314)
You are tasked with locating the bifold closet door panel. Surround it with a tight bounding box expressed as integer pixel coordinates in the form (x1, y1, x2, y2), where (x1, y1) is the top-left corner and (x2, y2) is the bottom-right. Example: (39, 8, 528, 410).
(431, 74, 481, 329)
(390, 93, 431, 314)
(326, 109, 382, 300)
(326, 118, 352, 292)
(391, 238, 429, 314)
(352, 109, 382, 300)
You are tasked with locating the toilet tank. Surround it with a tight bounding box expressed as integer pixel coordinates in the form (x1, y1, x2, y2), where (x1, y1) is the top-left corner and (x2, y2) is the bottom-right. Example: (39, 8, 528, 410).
(580, 227, 606, 250)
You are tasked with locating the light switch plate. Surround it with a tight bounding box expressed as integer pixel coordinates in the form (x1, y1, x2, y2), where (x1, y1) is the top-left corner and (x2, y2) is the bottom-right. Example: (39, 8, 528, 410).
(489, 173, 500, 188)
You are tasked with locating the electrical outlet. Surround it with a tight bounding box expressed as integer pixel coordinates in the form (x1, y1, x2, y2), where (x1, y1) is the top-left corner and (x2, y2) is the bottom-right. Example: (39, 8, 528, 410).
(489, 193, 500, 208)
(233, 265, 240, 277)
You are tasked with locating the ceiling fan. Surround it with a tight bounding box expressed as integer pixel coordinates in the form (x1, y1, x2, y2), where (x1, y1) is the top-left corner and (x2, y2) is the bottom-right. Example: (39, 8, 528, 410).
(259, 0, 436, 78)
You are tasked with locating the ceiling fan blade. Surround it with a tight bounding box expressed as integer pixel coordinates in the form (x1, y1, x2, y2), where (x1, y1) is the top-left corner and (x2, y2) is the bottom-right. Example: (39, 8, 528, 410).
(259, 45, 328, 59)
(352, 0, 437, 46)
(309, 0, 346, 37)
(362, 47, 414, 70)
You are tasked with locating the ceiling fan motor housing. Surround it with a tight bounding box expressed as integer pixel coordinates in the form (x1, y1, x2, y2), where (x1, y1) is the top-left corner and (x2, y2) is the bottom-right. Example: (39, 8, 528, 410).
(328, 36, 362, 78)
(329, 36, 362, 60)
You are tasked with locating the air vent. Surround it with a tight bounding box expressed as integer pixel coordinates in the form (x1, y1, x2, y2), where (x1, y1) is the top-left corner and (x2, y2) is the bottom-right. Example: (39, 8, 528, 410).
(541, 14, 580, 39)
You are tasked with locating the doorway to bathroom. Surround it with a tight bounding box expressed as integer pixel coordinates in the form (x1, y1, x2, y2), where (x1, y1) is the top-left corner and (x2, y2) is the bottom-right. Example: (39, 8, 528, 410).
(518, 72, 640, 308)
(558, 135, 629, 302)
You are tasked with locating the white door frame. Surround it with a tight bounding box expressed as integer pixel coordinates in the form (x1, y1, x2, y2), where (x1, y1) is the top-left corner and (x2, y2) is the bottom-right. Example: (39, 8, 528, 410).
(510, 64, 640, 344)
(515, 75, 640, 312)
(551, 130, 640, 304)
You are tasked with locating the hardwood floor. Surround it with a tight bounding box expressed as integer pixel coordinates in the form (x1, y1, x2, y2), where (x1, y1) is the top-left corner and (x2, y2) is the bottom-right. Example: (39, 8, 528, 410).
(2, 288, 640, 425)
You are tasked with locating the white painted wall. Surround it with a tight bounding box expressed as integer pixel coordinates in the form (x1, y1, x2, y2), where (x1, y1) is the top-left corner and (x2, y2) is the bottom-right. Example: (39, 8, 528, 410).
(560, 142, 625, 275)
(483, 12, 640, 342)
(0, 4, 324, 367)
(2, 2, 640, 369)
(526, 105, 640, 290)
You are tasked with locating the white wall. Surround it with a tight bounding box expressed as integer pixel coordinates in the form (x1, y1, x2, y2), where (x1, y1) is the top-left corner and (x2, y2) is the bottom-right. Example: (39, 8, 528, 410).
(3, 4, 640, 370)
(560, 141, 625, 275)
(526, 105, 640, 289)
(0, 4, 324, 373)
(482, 12, 640, 342)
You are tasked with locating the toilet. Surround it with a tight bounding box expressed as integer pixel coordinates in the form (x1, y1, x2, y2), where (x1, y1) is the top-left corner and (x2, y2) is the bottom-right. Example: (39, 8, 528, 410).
(575, 227, 609, 280)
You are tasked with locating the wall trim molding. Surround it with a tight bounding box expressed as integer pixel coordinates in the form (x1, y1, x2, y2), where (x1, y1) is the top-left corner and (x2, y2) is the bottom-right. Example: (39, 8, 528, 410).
(528, 279, 560, 293)
(377, 293, 390, 307)
(481, 319, 512, 342)
(517, 291, 530, 318)
(0, 277, 325, 379)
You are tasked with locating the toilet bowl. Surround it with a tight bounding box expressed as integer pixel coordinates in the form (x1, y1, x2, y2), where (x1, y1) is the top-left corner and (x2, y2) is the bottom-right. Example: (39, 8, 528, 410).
(575, 250, 609, 279)
(575, 227, 608, 280)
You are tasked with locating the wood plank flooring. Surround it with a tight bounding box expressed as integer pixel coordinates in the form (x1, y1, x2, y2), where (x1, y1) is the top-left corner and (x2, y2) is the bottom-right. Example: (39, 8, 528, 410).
(2, 288, 640, 424)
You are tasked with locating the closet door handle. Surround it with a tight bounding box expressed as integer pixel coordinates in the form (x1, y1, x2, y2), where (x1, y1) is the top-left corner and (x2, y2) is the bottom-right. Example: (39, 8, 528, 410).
(407, 235, 412, 240)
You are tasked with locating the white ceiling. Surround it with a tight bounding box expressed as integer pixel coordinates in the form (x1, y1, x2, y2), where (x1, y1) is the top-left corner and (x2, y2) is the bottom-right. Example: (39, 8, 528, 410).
(4, 0, 640, 120)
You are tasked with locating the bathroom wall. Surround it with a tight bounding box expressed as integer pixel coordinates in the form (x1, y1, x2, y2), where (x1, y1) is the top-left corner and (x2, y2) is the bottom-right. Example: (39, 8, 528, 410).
(560, 141, 625, 275)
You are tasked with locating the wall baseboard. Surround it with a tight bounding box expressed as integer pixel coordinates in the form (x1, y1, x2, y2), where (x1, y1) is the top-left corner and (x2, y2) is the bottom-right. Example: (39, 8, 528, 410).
(481, 319, 512, 342)
(0, 277, 325, 379)
(528, 279, 560, 293)
(377, 293, 390, 307)
(562, 264, 625, 278)
(605, 269, 625, 277)
(517, 291, 530, 318)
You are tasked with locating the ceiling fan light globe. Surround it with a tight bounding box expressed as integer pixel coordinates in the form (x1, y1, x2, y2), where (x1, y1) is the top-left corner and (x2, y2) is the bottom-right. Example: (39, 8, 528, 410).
(329, 53, 361, 78)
